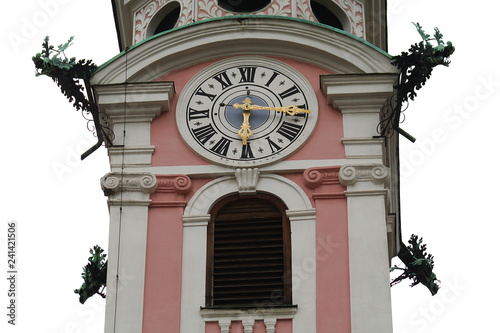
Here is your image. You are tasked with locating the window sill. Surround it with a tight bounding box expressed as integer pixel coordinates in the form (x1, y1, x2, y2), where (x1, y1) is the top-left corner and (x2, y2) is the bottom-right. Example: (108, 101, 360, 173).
(200, 305, 297, 321)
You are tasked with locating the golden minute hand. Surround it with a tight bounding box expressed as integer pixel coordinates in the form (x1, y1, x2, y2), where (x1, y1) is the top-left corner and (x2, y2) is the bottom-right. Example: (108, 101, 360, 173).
(233, 97, 311, 116)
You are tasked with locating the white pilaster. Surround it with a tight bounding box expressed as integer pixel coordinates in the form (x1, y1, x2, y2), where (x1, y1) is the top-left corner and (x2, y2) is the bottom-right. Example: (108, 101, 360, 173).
(101, 172, 158, 333)
(339, 165, 393, 333)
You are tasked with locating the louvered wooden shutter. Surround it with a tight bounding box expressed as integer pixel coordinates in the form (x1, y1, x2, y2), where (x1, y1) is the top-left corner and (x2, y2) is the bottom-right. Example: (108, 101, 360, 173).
(206, 194, 292, 308)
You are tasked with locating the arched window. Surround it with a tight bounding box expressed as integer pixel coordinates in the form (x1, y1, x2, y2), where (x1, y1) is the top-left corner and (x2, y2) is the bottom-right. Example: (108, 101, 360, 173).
(150, 2, 181, 36)
(206, 193, 292, 308)
(218, 0, 271, 13)
(311, 0, 345, 30)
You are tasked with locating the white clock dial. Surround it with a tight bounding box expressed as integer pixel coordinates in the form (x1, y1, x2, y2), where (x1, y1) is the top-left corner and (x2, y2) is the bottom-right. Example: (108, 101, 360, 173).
(176, 57, 318, 166)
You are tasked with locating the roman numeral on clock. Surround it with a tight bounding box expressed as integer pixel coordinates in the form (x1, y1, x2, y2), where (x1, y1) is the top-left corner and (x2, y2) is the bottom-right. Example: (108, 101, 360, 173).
(188, 108, 209, 120)
(195, 88, 217, 101)
(238, 67, 257, 83)
(240, 142, 254, 159)
(265, 71, 279, 87)
(211, 137, 232, 156)
(192, 124, 217, 144)
(266, 137, 282, 153)
(279, 85, 300, 99)
(213, 71, 233, 89)
(277, 121, 303, 141)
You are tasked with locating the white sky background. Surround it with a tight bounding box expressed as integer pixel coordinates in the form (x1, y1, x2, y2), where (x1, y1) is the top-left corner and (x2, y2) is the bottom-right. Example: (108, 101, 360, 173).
(1, 1, 498, 332)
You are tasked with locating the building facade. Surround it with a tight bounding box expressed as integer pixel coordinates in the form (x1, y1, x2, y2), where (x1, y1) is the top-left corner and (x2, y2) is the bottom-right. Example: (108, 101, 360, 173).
(92, 1, 401, 332)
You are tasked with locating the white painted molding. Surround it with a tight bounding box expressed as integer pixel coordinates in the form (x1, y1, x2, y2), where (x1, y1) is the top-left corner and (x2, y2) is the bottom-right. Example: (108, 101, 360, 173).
(286, 209, 317, 222)
(93, 82, 175, 156)
(184, 174, 313, 216)
(264, 318, 277, 333)
(108, 146, 156, 168)
(219, 319, 231, 333)
(338, 164, 389, 186)
(320, 73, 398, 111)
(121, 158, 383, 176)
(242, 319, 254, 333)
(200, 307, 297, 320)
(235, 168, 260, 195)
(341, 137, 384, 159)
(91, 18, 395, 85)
(182, 214, 210, 227)
(93, 82, 175, 120)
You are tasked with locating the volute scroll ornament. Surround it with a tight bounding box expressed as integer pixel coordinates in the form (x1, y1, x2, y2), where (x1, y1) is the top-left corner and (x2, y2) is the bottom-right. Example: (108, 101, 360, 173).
(338, 164, 390, 186)
(156, 175, 192, 194)
(100, 173, 158, 196)
(303, 166, 341, 189)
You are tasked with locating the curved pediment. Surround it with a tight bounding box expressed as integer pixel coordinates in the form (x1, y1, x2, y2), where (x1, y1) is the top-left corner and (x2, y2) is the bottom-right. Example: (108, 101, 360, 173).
(91, 17, 396, 85)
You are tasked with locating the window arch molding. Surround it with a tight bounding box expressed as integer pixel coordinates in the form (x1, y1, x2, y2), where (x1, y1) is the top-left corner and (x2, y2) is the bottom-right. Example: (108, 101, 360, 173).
(180, 173, 316, 332)
(184, 174, 312, 216)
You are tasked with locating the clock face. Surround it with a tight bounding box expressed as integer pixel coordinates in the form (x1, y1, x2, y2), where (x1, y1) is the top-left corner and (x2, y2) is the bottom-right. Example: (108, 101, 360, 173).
(176, 58, 318, 166)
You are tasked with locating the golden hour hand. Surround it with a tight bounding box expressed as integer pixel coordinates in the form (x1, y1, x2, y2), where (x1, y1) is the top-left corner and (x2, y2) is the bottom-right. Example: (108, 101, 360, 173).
(237, 111, 253, 145)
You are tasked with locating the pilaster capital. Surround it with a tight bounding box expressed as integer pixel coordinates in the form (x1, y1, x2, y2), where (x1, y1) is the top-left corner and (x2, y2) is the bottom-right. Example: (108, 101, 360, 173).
(156, 175, 192, 194)
(151, 175, 192, 208)
(338, 164, 389, 186)
(303, 166, 341, 189)
(303, 166, 345, 200)
(101, 172, 158, 196)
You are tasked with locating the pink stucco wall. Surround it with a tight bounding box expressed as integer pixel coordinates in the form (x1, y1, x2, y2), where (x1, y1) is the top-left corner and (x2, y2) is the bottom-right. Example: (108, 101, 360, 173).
(150, 56, 345, 167)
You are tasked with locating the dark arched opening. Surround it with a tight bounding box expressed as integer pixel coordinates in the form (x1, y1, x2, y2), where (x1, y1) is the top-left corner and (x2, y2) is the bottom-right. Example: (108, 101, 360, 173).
(206, 193, 292, 308)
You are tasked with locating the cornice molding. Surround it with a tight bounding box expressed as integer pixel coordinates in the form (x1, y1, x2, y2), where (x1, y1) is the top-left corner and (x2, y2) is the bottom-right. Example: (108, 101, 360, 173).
(320, 73, 398, 112)
(338, 164, 389, 186)
(93, 82, 175, 122)
(91, 18, 395, 85)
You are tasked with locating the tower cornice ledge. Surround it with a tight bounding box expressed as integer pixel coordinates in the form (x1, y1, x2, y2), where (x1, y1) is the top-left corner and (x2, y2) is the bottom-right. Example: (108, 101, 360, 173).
(93, 81, 175, 122)
(91, 17, 396, 85)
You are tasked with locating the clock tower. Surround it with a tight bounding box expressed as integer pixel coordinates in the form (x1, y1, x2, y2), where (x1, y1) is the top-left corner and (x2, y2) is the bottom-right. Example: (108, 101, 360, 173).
(92, 1, 400, 332)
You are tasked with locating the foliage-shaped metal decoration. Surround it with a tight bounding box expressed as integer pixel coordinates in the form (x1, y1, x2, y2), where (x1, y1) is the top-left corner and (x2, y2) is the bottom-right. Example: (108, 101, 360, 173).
(33, 36, 97, 111)
(32, 36, 114, 159)
(390, 235, 439, 295)
(378, 23, 455, 142)
(74, 245, 108, 304)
